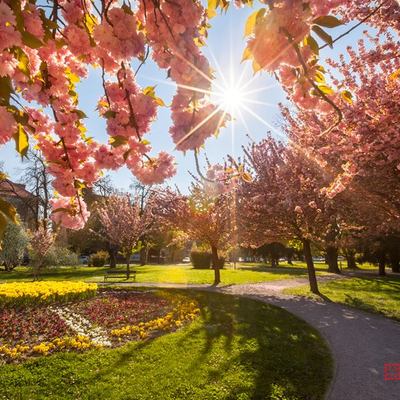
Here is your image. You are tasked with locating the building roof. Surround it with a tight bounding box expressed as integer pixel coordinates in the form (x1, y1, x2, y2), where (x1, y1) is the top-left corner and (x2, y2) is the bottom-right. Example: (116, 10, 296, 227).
(0, 179, 36, 199)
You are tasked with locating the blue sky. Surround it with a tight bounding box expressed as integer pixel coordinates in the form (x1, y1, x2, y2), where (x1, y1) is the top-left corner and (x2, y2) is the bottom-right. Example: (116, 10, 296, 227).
(0, 3, 364, 193)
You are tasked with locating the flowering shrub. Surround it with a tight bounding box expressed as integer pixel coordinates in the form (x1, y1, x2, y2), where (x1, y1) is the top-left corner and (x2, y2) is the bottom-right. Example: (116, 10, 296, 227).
(0, 281, 97, 308)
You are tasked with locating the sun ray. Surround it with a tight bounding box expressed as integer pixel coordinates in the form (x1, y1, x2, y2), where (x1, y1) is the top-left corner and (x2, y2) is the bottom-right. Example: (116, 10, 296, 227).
(243, 98, 276, 107)
(174, 50, 226, 93)
(174, 105, 223, 149)
(241, 82, 280, 96)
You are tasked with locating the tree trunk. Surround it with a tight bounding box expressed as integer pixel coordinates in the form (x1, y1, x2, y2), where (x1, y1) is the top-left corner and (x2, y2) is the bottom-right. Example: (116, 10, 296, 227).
(109, 245, 117, 268)
(302, 239, 319, 294)
(378, 253, 386, 276)
(326, 246, 341, 274)
(126, 254, 131, 280)
(345, 252, 358, 269)
(211, 245, 221, 286)
(391, 258, 400, 273)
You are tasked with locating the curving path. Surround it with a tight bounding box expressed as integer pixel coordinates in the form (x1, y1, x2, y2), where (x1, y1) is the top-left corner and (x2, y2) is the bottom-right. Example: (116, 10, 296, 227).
(101, 280, 400, 400)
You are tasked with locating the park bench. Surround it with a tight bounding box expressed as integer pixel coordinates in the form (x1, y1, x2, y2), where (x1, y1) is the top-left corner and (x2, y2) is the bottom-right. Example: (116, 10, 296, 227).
(104, 269, 136, 282)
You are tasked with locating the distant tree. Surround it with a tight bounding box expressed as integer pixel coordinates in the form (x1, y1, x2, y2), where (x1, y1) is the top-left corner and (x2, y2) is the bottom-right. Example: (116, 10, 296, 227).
(256, 242, 287, 268)
(96, 195, 155, 276)
(158, 187, 234, 285)
(29, 225, 55, 280)
(0, 222, 29, 271)
(20, 151, 52, 229)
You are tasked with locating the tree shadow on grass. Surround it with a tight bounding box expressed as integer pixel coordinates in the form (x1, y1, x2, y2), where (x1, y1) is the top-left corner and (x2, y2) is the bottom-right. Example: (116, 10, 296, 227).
(172, 290, 332, 400)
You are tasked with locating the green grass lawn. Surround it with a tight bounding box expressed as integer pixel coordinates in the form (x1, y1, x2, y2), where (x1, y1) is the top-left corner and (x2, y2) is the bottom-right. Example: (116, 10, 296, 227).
(0, 290, 332, 400)
(0, 262, 332, 285)
(285, 276, 400, 320)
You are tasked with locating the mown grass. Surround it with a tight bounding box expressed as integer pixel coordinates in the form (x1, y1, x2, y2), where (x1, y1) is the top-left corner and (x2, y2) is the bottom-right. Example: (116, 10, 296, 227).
(285, 276, 400, 320)
(0, 290, 332, 400)
(0, 262, 332, 285)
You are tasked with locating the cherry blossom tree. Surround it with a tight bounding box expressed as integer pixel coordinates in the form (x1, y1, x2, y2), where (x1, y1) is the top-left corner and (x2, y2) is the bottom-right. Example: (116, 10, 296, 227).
(0, 0, 399, 236)
(0, 0, 228, 231)
(96, 194, 155, 276)
(158, 187, 234, 285)
(29, 224, 55, 280)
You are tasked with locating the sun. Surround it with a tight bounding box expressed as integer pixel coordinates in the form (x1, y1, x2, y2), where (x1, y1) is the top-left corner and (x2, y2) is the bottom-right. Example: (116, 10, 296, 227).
(217, 84, 246, 116)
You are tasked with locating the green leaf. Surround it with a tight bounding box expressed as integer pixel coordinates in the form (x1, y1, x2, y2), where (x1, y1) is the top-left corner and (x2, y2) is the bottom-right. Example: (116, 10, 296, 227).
(244, 8, 265, 37)
(103, 110, 117, 119)
(72, 109, 87, 119)
(52, 207, 73, 215)
(74, 180, 86, 190)
(341, 90, 353, 104)
(312, 26, 333, 48)
(305, 35, 319, 55)
(0, 197, 18, 225)
(123, 149, 132, 161)
(110, 136, 128, 148)
(0, 77, 13, 104)
(121, 3, 134, 15)
(13, 124, 29, 157)
(313, 15, 342, 28)
(21, 31, 43, 49)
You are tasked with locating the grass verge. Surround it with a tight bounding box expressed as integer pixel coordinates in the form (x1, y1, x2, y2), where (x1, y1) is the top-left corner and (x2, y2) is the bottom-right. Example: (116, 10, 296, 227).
(285, 276, 400, 320)
(0, 263, 331, 285)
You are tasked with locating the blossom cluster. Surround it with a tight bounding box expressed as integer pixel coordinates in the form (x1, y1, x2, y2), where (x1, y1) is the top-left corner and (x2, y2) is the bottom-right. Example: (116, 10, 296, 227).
(0, 281, 97, 308)
(0, 0, 227, 229)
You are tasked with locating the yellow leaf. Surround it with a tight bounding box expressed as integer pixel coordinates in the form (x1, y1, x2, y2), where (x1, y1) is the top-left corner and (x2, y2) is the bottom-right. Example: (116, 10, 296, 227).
(65, 68, 79, 84)
(252, 59, 262, 74)
(389, 69, 400, 81)
(313, 15, 342, 28)
(305, 35, 319, 55)
(341, 90, 353, 104)
(0, 197, 18, 224)
(241, 46, 253, 62)
(84, 13, 97, 34)
(13, 124, 29, 157)
(241, 172, 253, 183)
(317, 84, 334, 95)
(143, 86, 165, 106)
(207, 0, 218, 18)
(244, 8, 265, 37)
(314, 71, 325, 83)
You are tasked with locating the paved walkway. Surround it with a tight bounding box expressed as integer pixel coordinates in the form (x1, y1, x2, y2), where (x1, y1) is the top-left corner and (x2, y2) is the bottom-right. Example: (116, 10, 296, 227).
(101, 279, 400, 400)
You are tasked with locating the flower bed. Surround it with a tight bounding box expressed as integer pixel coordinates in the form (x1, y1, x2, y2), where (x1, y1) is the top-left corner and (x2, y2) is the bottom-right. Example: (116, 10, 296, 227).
(0, 281, 97, 308)
(0, 307, 72, 345)
(72, 291, 171, 329)
(0, 289, 200, 363)
(110, 298, 200, 342)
